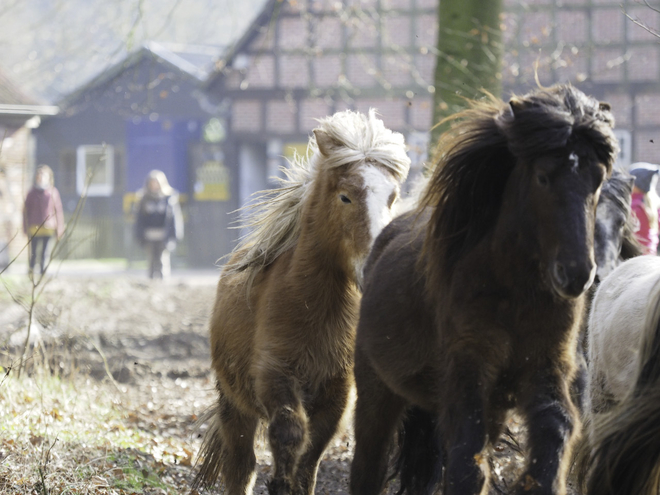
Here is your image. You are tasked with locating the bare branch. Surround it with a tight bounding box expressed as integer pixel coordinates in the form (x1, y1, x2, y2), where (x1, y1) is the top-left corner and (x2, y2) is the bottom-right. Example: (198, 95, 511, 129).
(88, 337, 123, 393)
(644, 0, 660, 16)
(622, 4, 660, 39)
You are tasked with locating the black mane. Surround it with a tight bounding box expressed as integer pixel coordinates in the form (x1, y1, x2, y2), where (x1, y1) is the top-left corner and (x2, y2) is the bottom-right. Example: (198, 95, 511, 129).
(420, 84, 619, 275)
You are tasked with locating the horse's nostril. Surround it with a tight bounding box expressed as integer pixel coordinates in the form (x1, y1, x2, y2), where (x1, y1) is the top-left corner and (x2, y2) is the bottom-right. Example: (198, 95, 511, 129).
(553, 261, 568, 288)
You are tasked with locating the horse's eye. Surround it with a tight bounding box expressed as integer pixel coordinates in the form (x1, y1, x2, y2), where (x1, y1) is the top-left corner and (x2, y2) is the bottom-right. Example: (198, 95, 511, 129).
(537, 174, 549, 187)
(339, 194, 352, 204)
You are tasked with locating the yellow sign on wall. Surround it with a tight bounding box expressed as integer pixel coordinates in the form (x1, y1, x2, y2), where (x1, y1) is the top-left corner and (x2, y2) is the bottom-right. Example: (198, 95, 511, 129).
(194, 160, 231, 201)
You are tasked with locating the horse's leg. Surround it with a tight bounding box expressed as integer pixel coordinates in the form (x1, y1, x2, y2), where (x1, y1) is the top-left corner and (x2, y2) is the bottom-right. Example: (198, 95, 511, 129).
(442, 367, 490, 495)
(517, 368, 578, 495)
(257, 371, 308, 495)
(350, 348, 406, 495)
(295, 374, 351, 495)
(218, 395, 260, 495)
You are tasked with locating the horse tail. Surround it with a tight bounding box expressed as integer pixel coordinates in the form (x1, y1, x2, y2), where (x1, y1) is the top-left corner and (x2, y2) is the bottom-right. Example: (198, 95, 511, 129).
(392, 406, 443, 495)
(191, 404, 225, 490)
(586, 296, 660, 495)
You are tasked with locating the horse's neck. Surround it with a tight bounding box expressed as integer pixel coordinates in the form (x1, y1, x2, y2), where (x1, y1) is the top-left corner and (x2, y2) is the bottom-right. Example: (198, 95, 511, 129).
(292, 227, 352, 283)
(283, 174, 360, 308)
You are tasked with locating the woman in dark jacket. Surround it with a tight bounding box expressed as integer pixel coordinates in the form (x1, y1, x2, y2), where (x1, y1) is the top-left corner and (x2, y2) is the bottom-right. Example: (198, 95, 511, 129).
(134, 170, 183, 279)
(23, 165, 64, 277)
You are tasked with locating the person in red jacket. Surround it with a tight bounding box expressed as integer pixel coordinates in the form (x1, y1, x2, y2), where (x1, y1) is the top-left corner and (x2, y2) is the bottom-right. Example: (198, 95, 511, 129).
(23, 165, 64, 277)
(629, 163, 660, 255)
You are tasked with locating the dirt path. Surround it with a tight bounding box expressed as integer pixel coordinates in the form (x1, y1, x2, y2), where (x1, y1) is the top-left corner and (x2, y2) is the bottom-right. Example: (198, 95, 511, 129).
(0, 274, 566, 495)
(0, 275, 361, 494)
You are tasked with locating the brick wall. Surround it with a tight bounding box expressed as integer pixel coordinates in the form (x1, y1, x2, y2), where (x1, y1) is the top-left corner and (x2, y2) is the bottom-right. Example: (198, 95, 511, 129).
(315, 17, 343, 50)
(346, 54, 378, 88)
(266, 99, 298, 134)
(232, 100, 262, 133)
(604, 93, 633, 128)
(628, 46, 659, 82)
(246, 55, 276, 88)
(382, 15, 411, 48)
(636, 94, 660, 128)
(313, 55, 342, 87)
(556, 11, 588, 44)
(504, 2, 660, 163)
(355, 98, 407, 130)
(635, 131, 658, 163)
(299, 98, 332, 132)
(225, 0, 660, 162)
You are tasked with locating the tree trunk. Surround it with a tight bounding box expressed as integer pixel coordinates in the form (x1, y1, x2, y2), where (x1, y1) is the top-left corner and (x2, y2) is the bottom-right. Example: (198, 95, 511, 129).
(432, 0, 504, 149)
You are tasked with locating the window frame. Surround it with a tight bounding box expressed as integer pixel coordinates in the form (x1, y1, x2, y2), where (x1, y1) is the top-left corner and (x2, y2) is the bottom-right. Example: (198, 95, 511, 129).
(76, 144, 114, 196)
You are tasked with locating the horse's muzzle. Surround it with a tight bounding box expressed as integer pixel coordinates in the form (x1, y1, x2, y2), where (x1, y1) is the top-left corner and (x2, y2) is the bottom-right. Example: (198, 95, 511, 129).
(550, 260, 596, 299)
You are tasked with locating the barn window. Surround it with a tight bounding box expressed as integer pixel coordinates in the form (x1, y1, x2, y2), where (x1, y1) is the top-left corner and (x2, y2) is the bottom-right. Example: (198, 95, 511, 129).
(76, 144, 114, 196)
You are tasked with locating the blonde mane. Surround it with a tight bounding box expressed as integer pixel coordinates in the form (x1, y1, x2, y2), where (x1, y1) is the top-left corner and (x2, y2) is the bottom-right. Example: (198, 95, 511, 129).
(223, 108, 410, 278)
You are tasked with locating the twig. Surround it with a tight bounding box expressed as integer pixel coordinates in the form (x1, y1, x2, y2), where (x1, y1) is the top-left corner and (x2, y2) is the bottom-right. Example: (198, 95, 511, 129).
(18, 281, 38, 378)
(0, 363, 12, 388)
(37, 436, 58, 495)
(644, 0, 660, 15)
(622, 4, 660, 39)
(13, 146, 103, 377)
(88, 337, 123, 394)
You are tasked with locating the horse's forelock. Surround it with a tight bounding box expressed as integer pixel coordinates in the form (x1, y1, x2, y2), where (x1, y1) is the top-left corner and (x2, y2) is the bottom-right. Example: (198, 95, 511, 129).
(421, 84, 619, 278)
(500, 85, 618, 170)
(223, 109, 409, 281)
(313, 109, 411, 182)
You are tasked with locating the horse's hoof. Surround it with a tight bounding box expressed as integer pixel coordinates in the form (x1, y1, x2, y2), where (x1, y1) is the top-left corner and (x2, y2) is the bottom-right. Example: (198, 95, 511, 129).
(267, 478, 293, 495)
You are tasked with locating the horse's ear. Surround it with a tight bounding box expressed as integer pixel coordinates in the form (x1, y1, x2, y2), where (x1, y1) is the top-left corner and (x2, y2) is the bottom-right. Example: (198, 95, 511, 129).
(508, 97, 524, 117)
(599, 101, 611, 112)
(314, 130, 342, 157)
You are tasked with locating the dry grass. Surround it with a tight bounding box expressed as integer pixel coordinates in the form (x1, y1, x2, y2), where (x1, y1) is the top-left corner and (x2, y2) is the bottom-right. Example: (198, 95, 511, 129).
(0, 368, 205, 495)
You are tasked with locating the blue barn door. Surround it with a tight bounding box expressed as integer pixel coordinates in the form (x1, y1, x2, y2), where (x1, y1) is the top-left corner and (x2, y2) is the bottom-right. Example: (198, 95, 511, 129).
(125, 118, 200, 195)
(124, 118, 201, 266)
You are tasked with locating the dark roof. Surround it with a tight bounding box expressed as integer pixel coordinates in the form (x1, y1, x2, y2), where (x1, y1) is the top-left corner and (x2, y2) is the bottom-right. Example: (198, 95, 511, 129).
(58, 41, 227, 109)
(0, 67, 39, 105)
(0, 67, 59, 122)
(203, 0, 278, 88)
(146, 42, 227, 81)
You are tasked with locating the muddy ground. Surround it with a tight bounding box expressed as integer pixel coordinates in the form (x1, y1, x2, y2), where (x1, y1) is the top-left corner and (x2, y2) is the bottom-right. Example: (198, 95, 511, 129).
(0, 273, 568, 495)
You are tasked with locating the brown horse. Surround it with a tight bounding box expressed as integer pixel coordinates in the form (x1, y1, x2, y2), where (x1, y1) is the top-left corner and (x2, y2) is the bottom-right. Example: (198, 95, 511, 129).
(349, 84, 619, 495)
(193, 109, 410, 495)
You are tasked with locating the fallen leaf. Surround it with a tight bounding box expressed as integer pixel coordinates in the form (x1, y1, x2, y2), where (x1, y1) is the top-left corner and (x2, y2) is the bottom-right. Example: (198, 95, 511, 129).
(29, 435, 44, 446)
(91, 475, 109, 487)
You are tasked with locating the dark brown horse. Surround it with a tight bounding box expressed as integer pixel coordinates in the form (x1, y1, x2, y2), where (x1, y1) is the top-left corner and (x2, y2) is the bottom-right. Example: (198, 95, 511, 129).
(193, 109, 410, 495)
(349, 84, 619, 495)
